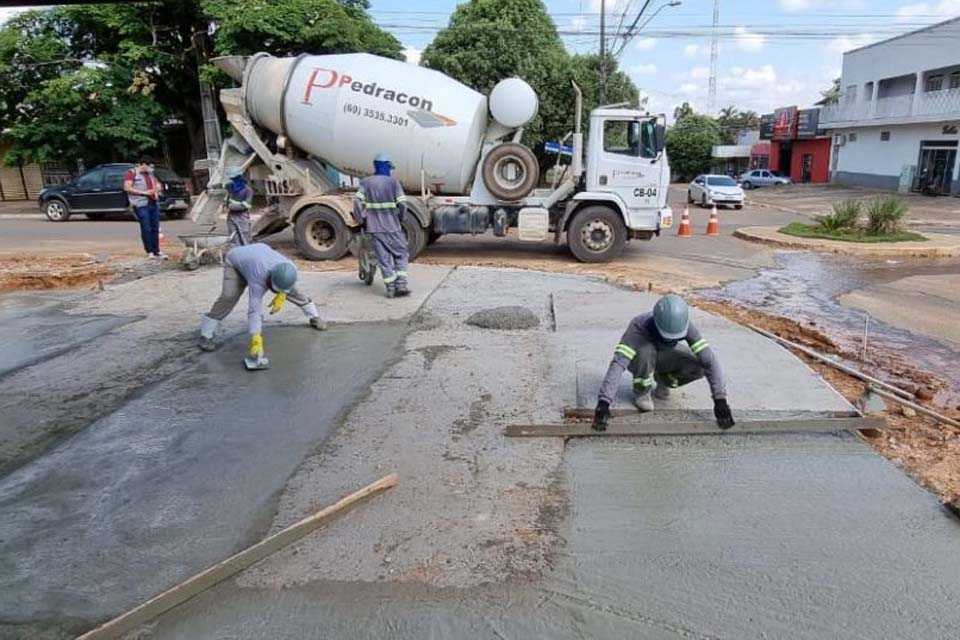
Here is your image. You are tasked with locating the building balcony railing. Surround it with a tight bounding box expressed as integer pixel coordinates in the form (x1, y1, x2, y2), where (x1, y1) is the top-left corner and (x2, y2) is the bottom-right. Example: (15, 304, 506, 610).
(820, 88, 960, 124)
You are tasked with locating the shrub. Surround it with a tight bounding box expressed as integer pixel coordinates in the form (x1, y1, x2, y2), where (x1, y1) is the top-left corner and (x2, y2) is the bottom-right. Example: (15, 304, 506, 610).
(865, 197, 908, 235)
(815, 199, 861, 231)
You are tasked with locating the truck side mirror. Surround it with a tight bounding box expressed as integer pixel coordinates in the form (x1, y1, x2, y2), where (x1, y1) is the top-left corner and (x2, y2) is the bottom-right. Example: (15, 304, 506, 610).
(655, 122, 666, 153)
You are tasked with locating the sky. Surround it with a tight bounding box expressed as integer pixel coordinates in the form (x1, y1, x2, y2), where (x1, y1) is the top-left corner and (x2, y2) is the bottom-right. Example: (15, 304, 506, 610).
(3, 0, 960, 118)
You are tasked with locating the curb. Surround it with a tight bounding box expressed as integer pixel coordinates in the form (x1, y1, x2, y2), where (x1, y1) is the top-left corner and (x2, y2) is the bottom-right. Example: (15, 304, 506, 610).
(733, 226, 960, 257)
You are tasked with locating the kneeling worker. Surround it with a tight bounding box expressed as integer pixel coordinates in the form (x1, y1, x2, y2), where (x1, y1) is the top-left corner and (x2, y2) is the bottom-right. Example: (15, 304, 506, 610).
(592, 294, 735, 431)
(198, 243, 327, 369)
(354, 153, 410, 298)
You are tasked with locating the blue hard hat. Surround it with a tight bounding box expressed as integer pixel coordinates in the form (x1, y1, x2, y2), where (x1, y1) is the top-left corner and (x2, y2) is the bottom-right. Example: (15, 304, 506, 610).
(224, 166, 243, 179)
(269, 262, 298, 293)
(374, 153, 391, 164)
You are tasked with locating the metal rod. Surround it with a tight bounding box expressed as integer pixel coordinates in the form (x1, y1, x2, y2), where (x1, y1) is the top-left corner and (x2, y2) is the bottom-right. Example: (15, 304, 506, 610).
(861, 314, 870, 362)
(868, 386, 960, 429)
(748, 324, 914, 400)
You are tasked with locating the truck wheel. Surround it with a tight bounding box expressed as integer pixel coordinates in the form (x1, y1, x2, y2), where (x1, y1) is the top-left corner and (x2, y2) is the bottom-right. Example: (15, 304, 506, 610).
(567, 205, 627, 263)
(294, 205, 349, 261)
(44, 199, 70, 222)
(427, 229, 442, 245)
(402, 216, 427, 259)
(481, 142, 539, 201)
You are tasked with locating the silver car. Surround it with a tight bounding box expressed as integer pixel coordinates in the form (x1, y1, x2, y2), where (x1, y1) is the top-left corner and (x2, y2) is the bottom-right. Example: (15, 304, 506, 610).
(739, 169, 792, 190)
(687, 174, 744, 209)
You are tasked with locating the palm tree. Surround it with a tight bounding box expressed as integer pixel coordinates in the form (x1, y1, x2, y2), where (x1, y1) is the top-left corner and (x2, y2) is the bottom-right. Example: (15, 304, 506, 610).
(673, 101, 695, 122)
(718, 105, 740, 144)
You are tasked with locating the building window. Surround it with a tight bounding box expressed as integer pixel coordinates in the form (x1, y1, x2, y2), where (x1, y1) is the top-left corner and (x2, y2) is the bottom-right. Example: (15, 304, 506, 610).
(926, 74, 943, 92)
(944, 125, 959, 135)
(844, 85, 858, 104)
(864, 81, 874, 101)
(849, 132, 857, 142)
(880, 131, 891, 141)
(950, 72, 960, 90)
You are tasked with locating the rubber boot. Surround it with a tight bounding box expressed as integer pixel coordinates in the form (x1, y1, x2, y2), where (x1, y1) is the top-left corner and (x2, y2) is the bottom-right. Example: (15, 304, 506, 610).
(395, 278, 411, 297)
(198, 315, 219, 352)
(385, 282, 397, 298)
(634, 390, 655, 412)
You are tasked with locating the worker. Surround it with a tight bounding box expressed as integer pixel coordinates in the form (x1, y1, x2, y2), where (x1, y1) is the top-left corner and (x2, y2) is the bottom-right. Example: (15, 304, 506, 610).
(353, 152, 410, 298)
(197, 243, 327, 366)
(224, 166, 253, 246)
(592, 294, 735, 431)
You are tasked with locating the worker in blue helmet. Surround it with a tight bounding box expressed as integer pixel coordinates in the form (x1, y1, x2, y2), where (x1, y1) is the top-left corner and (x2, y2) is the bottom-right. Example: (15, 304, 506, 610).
(198, 243, 327, 368)
(353, 152, 411, 298)
(592, 294, 734, 431)
(223, 166, 253, 246)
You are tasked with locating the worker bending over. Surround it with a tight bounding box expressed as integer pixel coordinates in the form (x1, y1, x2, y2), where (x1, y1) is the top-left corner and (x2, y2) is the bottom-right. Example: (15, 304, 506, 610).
(224, 166, 253, 246)
(354, 153, 410, 298)
(592, 294, 735, 431)
(198, 243, 327, 368)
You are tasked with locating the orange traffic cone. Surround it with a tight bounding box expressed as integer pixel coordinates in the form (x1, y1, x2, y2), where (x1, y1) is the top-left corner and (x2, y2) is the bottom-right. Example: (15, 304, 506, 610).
(705, 205, 720, 236)
(677, 207, 692, 238)
(159, 226, 169, 247)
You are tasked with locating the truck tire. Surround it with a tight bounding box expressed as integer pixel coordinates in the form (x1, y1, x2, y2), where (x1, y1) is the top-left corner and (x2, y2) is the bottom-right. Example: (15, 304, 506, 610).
(567, 205, 627, 263)
(294, 205, 350, 261)
(481, 143, 539, 201)
(44, 199, 70, 222)
(402, 215, 427, 259)
(427, 229, 442, 245)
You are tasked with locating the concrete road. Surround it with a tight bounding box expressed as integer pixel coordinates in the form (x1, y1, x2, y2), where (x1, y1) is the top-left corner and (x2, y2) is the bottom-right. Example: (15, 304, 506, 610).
(2, 266, 959, 639)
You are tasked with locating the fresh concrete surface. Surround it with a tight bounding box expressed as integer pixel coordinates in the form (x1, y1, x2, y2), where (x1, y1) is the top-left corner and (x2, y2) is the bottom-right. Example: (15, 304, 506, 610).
(840, 274, 960, 346)
(3, 266, 960, 639)
(735, 225, 960, 257)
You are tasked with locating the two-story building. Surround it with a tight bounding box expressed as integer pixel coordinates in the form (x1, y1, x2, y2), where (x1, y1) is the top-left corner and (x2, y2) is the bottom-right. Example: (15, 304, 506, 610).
(820, 16, 960, 196)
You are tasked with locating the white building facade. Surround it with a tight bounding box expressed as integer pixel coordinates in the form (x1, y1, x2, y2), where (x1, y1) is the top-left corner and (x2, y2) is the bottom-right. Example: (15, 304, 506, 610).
(820, 17, 960, 196)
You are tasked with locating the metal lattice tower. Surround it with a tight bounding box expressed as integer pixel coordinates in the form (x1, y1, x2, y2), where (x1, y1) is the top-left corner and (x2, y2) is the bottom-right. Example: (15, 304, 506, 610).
(708, 0, 719, 113)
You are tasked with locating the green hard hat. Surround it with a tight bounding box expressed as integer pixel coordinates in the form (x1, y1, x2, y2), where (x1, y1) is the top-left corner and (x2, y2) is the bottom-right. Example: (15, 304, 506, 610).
(653, 294, 689, 340)
(269, 262, 298, 293)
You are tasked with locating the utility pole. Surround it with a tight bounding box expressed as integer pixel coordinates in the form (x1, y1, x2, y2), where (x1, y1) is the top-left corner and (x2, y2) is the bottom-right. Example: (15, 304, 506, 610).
(708, 0, 719, 113)
(599, 0, 607, 104)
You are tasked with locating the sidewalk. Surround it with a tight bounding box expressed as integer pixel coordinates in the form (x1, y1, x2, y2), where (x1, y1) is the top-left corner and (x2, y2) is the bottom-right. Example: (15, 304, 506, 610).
(0, 200, 40, 217)
(748, 183, 960, 228)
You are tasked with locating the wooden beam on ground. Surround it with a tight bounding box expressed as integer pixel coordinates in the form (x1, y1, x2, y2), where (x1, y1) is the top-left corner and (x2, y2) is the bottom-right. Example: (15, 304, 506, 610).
(505, 417, 886, 438)
(77, 473, 399, 640)
(562, 407, 861, 421)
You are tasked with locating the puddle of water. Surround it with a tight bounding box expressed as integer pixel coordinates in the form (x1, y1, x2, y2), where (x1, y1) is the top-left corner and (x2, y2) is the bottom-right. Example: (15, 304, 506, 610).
(699, 251, 960, 405)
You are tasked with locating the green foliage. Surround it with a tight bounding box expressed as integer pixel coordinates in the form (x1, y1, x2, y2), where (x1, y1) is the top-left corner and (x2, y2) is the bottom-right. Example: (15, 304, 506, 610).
(716, 105, 760, 144)
(865, 197, 909, 235)
(673, 101, 694, 123)
(814, 199, 861, 232)
(421, 0, 639, 160)
(664, 114, 720, 180)
(817, 77, 841, 106)
(779, 222, 924, 243)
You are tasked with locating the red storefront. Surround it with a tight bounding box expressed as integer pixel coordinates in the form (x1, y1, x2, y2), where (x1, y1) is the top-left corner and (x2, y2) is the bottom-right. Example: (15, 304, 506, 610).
(761, 106, 831, 183)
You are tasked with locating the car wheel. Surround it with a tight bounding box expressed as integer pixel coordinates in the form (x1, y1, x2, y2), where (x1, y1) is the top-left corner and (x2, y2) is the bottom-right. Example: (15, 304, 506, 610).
(165, 209, 187, 220)
(567, 205, 627, 263)
(741, 181, 752, 190)
(735, 204, 743, 210)
(44, 199, 70, 222)
(700, 194, 708, 208)
(687, 190, 694, 204)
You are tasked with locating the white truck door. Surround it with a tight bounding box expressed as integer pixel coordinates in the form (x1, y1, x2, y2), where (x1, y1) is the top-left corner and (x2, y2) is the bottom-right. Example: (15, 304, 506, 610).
(596, 118, 660, 222)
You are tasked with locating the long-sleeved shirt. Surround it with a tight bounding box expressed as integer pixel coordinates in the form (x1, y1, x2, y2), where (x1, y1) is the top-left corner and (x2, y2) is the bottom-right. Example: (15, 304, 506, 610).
(598, 312, 726, 404)
(352, 174, 407, 233)
(226, 184, 253, 213)
(224, 243, 293, 336)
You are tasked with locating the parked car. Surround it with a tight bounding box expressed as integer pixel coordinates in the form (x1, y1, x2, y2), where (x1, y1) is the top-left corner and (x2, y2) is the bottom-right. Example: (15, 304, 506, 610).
(38, 163, 191, 222)
(687, 174, 744, 209)
(739, 169, 792, 190)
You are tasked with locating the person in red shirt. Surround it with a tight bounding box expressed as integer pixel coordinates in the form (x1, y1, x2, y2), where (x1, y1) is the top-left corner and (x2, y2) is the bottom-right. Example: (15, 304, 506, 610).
(124, 156, 165, 258)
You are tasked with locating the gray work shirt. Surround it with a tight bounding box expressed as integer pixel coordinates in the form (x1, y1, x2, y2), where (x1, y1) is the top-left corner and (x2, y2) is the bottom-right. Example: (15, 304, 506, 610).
(352, 174, 407, 233)
(598, 312, 727, 404)
(227, 185, 253, 213)
(224, 243, 292, 336)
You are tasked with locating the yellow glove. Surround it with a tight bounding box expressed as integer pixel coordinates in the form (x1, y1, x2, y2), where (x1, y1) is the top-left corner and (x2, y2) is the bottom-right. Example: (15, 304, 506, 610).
(248, 333, 264, 358)
(268, 292, 287, 315)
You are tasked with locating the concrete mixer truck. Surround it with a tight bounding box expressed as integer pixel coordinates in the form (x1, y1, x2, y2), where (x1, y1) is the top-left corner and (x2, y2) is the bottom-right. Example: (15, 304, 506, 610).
(194, 52, 672, 263)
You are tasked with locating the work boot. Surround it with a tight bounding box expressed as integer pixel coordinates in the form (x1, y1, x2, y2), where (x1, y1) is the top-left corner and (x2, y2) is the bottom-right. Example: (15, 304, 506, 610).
(385, 283, 397, 298)
(309, 316, 328, 331)
(198, 316, 219, 352)
(634, 390, 655, 412)
(653, 383, 671, 401)
(395, 279, 411, 297)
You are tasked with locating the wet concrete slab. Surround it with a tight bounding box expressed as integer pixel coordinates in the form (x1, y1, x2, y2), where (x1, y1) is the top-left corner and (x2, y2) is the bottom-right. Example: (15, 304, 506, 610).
(0, 291, 133, 377)
(0, 323, 406, 634)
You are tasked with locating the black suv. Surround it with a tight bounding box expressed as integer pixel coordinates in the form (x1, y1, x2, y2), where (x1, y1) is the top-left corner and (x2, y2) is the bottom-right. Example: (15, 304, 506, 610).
(38, 163, 191, 222)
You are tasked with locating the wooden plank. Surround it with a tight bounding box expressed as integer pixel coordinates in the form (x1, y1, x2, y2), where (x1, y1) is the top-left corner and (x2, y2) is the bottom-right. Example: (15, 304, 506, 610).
(562, 407, 861, 421)
(77, 473, 399, 640)
(505, 417, 886, 438)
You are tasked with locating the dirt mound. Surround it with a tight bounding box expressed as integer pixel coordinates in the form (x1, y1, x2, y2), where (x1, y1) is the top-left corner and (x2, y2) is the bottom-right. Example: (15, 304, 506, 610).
(466, 306, 540, 330)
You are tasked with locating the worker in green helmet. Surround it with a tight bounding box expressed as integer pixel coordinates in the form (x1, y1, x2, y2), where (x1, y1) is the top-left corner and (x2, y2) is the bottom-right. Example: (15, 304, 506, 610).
(197, 243, 327, 368)
(592, 294, 735, 431)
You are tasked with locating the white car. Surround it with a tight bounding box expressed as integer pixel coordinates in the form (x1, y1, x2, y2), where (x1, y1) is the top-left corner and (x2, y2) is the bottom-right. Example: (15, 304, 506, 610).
(687, 174, 744, 209)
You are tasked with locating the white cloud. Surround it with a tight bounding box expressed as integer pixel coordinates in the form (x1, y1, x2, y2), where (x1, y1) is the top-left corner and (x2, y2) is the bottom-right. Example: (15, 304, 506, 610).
(780, 0, 864, 11)
(403, 46, 422, 66)
(629, 63, 658, 75)
(735, 26, 765, 52)
(827, 33, 876, 54)
(688, 66, 710, 79)
(722, 64, 778, 90)
(679, 83, 698, 95)
(635, 37, 657, 51)
(683, 43, 709, 57)
(896, 0, 960, 22)
(570, 15, 588, 33)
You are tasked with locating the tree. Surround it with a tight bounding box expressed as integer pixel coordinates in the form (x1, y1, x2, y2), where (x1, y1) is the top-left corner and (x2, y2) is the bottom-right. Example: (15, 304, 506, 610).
(673, 101, 694, 123)
(665, 114, 720, 180)
(0, 0, 401, 168)
(717, 105, 740, 144)
(816, 77, 841, 105)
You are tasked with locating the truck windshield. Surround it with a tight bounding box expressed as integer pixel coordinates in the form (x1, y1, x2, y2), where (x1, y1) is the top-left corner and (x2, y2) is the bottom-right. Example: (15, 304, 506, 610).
(707, 176, 737, 186)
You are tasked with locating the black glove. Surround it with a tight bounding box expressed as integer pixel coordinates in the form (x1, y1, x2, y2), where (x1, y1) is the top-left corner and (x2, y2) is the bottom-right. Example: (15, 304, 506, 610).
(592, 399, 611, 432)
(714, 398, 735, 430)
